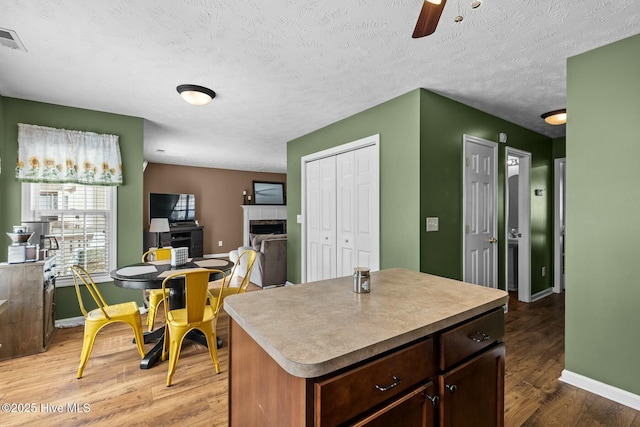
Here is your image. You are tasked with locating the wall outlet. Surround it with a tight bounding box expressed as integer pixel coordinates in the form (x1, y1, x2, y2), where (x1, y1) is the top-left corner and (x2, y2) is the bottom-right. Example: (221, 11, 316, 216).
(541, 266, 546, 277)
(426, 217, 439, 232)
(218, 240, 223, 247)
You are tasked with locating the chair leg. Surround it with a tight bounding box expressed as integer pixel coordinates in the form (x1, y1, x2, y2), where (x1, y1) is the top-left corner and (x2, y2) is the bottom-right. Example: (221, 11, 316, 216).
(166, 329, 186, 387)
(161, 326, 169, 362)
(200, 323, 221, 374)
(77, 323, 99, 379)
(130, 317, 146, 358)
(147, 293, 163, 331)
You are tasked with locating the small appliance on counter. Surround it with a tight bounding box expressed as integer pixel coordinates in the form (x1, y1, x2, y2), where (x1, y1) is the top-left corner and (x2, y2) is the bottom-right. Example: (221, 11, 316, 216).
(22, 221, 59, 260)
(6, 226, 37, 264)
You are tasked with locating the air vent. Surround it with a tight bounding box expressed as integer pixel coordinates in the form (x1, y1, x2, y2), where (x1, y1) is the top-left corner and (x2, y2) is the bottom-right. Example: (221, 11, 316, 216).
(0, 28, 27, 51)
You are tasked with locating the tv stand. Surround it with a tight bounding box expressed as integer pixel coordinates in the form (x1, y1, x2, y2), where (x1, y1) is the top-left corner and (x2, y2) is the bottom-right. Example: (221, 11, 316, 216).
(144, 225, 203, 258)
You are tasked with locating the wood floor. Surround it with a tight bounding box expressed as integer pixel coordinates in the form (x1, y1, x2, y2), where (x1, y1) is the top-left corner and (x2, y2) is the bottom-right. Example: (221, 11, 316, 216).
(1, 289, 639, 426)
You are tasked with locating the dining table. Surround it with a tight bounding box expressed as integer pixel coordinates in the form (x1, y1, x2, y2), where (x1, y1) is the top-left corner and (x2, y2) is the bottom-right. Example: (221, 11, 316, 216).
(110, 257, 234, 369)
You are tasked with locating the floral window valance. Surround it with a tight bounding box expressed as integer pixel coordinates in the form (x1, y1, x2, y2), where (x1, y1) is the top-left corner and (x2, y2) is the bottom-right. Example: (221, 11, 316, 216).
(15, 123, 123, 186)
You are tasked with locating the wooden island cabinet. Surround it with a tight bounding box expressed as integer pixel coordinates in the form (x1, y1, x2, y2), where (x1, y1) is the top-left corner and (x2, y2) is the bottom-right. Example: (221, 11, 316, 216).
(224, 268, 508, 426)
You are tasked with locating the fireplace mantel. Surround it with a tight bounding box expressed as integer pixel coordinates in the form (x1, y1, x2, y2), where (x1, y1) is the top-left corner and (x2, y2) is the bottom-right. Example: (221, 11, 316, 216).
(241, 205, 287, 246)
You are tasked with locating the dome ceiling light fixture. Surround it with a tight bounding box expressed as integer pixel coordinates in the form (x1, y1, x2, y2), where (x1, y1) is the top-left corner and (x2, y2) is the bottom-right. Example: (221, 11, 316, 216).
(541, 108, 567, 125)
(176, 84, 216, 106)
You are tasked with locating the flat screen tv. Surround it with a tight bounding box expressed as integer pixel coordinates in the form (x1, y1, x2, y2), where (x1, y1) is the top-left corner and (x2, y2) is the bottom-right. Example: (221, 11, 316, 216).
(253, 181, 285, 205)
(149, 193, 196, 225)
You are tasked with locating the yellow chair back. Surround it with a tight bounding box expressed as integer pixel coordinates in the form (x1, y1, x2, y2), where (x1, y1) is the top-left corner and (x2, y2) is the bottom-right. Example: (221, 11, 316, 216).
(142, 247, 172, 262)
(233, 249, 258, 293)
(162, 269, 225, 324)
(70, 265, 110, 319)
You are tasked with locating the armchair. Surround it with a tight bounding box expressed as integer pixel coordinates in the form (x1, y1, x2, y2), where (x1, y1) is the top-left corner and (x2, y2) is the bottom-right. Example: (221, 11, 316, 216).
(229, 234, 286, 287)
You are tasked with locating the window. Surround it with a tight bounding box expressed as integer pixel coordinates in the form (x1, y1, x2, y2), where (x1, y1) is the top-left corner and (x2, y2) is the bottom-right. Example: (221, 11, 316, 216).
(22, 183, 117, 286)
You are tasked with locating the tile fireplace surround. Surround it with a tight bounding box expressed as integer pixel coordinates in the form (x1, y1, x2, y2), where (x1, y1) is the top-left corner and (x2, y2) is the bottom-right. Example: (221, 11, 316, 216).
(241, 205, 287, 246)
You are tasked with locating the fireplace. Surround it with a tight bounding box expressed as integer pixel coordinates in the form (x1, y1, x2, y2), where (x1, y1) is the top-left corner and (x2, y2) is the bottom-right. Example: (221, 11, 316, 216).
(250, 220, 286, 235)
(241, 205, 287, 246)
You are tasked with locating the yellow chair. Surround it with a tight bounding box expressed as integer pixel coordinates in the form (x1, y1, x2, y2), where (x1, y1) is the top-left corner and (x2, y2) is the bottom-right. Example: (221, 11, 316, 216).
(70, 265, 146, 379)
(142, 248, 172, 331)
(161, 268, 226, 386)
(208, 249, 258, 308)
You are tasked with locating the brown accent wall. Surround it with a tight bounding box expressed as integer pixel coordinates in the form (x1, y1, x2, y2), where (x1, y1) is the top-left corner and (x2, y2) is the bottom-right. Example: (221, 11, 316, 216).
(143, 163, 286, 255)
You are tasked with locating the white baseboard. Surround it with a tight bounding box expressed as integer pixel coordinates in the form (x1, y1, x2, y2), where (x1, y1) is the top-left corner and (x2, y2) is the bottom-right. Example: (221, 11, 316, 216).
(203, 253, 228, 258)
(55, 307, 148, 329)
(560, 369, 640, 411)
(56, 316, 85, 328)
(531, 287, 554, 302)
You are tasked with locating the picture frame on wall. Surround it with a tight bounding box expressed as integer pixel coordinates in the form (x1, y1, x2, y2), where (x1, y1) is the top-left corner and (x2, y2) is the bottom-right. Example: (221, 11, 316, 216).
(252, 181, 285, 205)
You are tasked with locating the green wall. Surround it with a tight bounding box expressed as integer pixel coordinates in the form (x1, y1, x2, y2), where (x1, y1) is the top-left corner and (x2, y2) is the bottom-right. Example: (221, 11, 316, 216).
(0, 97, 144, 319)
(553, 136, 566, 159)
(287, 90, 422, 283)
(287, 88, 554, 294)
(419, 90, 553, 293)
(566, 33, 640, 394)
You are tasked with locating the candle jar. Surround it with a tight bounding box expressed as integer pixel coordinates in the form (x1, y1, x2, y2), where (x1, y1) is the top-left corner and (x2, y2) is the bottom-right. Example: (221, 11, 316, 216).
(353, 267, 370, 293)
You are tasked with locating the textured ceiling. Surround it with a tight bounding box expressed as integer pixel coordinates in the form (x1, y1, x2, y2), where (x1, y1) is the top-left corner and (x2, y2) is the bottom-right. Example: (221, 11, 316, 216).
(2, 1, 640, 173)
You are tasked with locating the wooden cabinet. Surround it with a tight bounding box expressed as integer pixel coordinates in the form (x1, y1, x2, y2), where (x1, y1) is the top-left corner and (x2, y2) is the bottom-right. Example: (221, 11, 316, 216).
(437, 307, 505, 427)
(0, 262, 56, 360)
(354, 382, 437, 427)
(315, 339, 436, 426)
(439, 344, 505, 427)
(144, 225, 203, 257)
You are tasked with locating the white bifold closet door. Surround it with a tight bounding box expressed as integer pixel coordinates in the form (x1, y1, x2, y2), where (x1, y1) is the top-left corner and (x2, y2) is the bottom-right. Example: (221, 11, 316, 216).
(306, 144, 378, 282)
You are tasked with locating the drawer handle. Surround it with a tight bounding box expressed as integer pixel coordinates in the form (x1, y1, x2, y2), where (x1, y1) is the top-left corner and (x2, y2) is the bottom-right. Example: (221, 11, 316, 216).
(374, 376, 401, 392)
(469, 332, 490, 343)
(425, 394, 440, 406)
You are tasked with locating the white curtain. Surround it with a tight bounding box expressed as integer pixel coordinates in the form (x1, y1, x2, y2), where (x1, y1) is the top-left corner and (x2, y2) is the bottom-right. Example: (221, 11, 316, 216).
(15, 123, 123, 186)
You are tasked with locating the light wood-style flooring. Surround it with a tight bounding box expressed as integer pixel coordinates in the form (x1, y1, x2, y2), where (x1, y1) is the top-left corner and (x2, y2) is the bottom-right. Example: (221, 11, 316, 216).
(1, 287, 639, 426)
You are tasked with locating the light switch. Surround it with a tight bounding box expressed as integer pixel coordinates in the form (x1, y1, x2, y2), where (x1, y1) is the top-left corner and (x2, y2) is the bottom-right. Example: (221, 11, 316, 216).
(426, 217, 439, 232)
(296, 214, 303, 224)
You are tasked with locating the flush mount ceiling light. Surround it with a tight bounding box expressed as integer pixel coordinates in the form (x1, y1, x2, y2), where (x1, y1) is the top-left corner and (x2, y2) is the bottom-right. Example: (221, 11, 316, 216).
(176, 84, 216, 106)
(541, 108, 567, 125)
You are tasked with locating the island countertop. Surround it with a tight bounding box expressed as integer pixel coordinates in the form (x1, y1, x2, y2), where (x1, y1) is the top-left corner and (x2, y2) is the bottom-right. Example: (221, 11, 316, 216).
(224, 268, 508, 378)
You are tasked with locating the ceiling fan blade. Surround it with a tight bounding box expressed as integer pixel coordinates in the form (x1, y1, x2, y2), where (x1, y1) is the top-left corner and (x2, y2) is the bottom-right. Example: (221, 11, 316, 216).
(412, 0, 447, 38)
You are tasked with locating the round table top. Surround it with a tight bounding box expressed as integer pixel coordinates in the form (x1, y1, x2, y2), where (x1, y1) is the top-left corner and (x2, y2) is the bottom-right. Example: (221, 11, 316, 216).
(110, 258, 234, 290)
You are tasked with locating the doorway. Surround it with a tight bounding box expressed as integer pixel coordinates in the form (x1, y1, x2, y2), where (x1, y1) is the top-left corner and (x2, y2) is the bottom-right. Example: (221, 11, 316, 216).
(554, 158, 566, 293)
(505, 147, 532, 303)
(463, 135, 498, 288)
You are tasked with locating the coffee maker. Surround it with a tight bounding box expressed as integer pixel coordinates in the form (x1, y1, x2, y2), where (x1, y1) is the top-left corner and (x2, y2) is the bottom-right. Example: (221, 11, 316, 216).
(21, 221, 59, 260)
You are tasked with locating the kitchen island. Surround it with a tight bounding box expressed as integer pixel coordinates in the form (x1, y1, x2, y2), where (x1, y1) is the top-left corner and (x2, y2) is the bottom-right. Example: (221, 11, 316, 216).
(224, 268, 509, 426)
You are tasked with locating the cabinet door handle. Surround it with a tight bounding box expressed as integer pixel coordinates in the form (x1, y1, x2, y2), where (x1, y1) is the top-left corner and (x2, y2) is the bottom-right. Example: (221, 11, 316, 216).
(469, 332, 490, 342)
(425, 394, 440, 406)
(375, 376, 401, 392)
(445, 384, 457, 394)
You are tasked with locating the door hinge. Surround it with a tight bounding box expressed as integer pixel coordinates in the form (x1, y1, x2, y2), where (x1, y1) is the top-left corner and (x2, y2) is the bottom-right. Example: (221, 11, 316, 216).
(466, 157, 470, 167)
(465, 225, 470, 234)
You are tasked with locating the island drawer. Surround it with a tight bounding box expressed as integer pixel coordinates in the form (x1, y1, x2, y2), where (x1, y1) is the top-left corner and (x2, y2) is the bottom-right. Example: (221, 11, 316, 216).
(314, 338, 435, 427)
(439, 307, 504, 371)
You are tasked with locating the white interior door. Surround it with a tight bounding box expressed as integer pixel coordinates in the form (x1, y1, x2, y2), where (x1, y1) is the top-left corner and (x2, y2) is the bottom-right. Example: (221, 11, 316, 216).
(336, 145, 379, 276)
(463, 135, 498, 288)
(505, 147, 532, 303)
(306, 156, 336, 281)
(301, 135, 380, 283)
(336, 150, 355, 277)
(554, 158, 566, 293)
